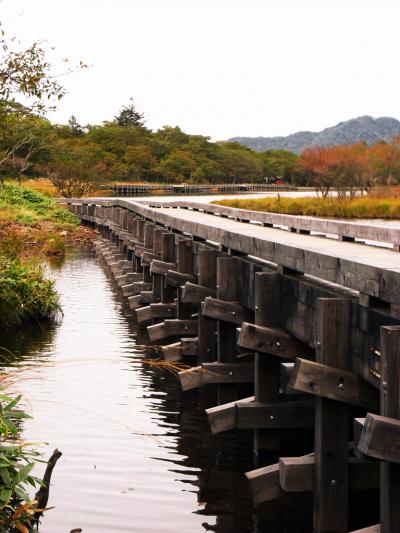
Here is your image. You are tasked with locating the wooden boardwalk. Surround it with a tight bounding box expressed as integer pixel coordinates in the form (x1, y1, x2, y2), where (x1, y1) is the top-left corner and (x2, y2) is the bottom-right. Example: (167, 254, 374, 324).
(67, 197, 400, 533)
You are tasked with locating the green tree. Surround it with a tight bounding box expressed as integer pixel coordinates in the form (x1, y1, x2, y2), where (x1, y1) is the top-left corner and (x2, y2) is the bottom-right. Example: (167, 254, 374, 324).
(114, 98, 145, 128)
(68, 114, 84, 136)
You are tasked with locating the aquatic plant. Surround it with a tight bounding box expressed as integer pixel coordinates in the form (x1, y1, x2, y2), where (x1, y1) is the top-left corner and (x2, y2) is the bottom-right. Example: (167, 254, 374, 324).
(0, 257, 60, 330)
(0, 391, 43, 532)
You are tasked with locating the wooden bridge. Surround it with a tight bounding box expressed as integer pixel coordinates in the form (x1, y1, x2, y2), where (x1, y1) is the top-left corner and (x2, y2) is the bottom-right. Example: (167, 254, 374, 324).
(67, 197, 400, 533)
(101, 182, 295, 196)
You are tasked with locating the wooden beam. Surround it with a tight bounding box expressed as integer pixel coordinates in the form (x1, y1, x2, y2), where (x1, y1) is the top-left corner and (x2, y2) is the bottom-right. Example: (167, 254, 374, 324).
(181, 337, 198, 356)
(358, 413, 400, 463)
(135, 305, 153, 324)
(279, 456, 379, 492)
(150, 259, 176, 275)
(238, 322, 313, 360)
(245, 463, 282, 504)
(147, 319, 197, 342)
(236, 400, 314, 429)
(162, 342, 182, 362)
(290, 358, 379, 409)
(179, 362, 254, 391)
(180, 282, 217, 304)
(202, 297, 249, 325)
(206, 396, 254, 434)
(150, 303, 177, 319)
(128, 291, 154, 310)
(165, 270, 197, 287)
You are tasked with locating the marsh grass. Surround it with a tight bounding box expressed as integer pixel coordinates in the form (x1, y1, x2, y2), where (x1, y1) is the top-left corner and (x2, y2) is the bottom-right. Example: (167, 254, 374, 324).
(215, 192, 400, 219)
(0, 257, 60, 330)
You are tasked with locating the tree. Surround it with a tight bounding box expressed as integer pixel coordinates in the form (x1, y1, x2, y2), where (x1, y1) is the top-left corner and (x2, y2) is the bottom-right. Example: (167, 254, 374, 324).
(0, 25, 87, 114)
(124, 145, 156, 180)
(0, 102, 55, 182)
(68, 115, 84, 136)
(48, 140, 106, 197)
(218, 142, 263, 183)
(114, 98, 145, 128)
(259, 150, 300, 182)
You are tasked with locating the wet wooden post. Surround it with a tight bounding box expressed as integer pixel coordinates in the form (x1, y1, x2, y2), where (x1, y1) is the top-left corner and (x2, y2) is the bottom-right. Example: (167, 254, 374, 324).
(152, 228, 164, 303)
(380, 325, 400, 533)
(254, 271, 281, 457)
(314, 298, 350, 533)
(161, 233, 176, 304)
(198, 248, 218, 363)
(142, 223, 155, 284)
(176, 238, 194, 320)
(134, 219, 145, 274)
(216, 256, 241, 404)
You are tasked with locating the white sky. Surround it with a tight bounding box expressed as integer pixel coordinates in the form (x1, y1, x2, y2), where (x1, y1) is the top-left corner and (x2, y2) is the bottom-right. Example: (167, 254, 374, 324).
(1, 0, 400, 140)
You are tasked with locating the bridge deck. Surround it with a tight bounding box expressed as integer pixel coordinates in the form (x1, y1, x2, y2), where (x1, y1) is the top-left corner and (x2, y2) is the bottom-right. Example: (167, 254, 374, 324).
(120, 199, 400, 306)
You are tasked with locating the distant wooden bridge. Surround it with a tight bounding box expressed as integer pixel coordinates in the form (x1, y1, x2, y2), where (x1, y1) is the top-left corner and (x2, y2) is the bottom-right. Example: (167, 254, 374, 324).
(101, 182, 295, 196)
(67, 197, 400, 533)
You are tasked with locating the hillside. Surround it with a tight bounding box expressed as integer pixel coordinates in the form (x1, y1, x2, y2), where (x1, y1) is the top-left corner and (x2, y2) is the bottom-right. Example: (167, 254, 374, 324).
(230, 116, 400, 153)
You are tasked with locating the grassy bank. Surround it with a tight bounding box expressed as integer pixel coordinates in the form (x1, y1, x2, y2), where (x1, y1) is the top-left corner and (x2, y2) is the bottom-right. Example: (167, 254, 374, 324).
(0, 184, 95, 329)
(214, 194, 400, 219)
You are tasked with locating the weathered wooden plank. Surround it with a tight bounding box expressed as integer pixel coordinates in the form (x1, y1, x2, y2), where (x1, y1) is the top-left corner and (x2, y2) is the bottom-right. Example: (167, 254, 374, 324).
(165, 270, 197, 287)
(130, 281, 152, 295)
(238, 322, 313, 360)
(179, 362, 254, 391)
(181, 337, 198, 356)
(358, 413, 400, 463)
(181, 282, 217, 303)
(380, 325, 400, 532)
(314, 298, 350, 533)
(135, 305, 153, 324)
(141, 251, 160, 265)
(147, 319, 197, 342)
(279, 456, 379, 492)
(150, 303, 177, 319)
(245, 463, 282, 504)
(202, 297, 249, 325)
(206, 396, 254, 434)
(162, 342, 182, 362)
(150, 259, 176, 276)
(236, 400, 314, 429)
(290, 358, 379, 409)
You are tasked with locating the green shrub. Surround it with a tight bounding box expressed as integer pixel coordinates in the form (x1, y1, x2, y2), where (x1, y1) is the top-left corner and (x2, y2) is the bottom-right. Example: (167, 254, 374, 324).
(0, 257, 60, 329)
(0, 390, 44, 531)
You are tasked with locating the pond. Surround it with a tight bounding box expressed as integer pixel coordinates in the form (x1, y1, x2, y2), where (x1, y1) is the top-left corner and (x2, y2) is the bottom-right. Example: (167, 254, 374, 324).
(0, 249, 313, 533)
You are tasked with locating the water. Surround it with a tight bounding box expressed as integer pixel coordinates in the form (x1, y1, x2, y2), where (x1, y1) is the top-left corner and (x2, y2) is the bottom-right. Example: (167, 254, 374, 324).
(0, 249, 314, 533)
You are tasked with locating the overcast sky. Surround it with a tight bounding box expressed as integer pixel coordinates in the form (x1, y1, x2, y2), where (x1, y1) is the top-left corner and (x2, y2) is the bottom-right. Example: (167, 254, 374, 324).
(2, 0, 400, 140)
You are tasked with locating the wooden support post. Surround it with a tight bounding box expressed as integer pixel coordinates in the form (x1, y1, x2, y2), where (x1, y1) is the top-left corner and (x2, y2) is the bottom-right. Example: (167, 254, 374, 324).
(161, 233, 176, 303)
(216, 256, 242, 403)
(152, 228, 164, 303)
(313, 298, 350, 533)
(380, 325, 400, 533)
(142, 223, 155, 284)
(254, 271, 281, 454)
(198, 248, 218, 364)
(176, 238, 194, 319)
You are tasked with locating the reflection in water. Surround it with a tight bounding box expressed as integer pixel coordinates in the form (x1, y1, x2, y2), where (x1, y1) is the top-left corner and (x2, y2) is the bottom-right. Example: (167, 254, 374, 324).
(0, 249, 312, 533)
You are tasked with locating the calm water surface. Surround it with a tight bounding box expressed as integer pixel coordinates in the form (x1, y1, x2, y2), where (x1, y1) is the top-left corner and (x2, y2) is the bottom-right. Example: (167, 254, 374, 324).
(0, 250, 313, 533)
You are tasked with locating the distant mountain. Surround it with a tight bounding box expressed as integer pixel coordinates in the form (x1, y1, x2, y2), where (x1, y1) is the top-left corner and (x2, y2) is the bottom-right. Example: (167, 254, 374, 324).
(230, 116, 400, 154)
